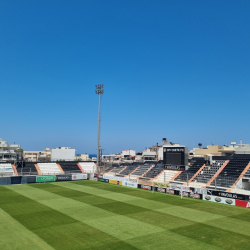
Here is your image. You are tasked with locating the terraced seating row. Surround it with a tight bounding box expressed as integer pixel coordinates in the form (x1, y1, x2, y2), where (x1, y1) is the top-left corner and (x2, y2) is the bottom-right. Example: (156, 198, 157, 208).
(104, 163, 119, 173)
(174, 157, 205, 182)
(16, 162, 38, 175)
(192, 160, 226, 184)
(38, 163, 62, 175)
(0, 163, 15, 176)
(244, 167, 250, 178)
(119, 163, 141, 176)
(133, 161, 157, 178)
(59, 162, 81, 172)
(154, 169, 178, 182)
(211, 154, 250, 188)
(146, 161, 164, 178)
(109, 164, 127, 174)
(78, 162, 96, 173)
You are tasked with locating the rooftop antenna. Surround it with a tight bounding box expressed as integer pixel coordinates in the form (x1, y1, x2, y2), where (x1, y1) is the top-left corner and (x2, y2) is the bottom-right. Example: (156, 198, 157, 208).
(95, 84, 104, 173)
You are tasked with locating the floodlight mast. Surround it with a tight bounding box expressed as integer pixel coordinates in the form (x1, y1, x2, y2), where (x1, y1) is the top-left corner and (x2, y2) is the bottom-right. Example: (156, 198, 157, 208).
(95, 84, 104, 173)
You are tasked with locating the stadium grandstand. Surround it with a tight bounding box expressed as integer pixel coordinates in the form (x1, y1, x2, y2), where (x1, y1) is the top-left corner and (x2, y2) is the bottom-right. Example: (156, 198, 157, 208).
(6, 152, 250, 192)
(8, 161, 97, 176)
(102, 153, 250, 192)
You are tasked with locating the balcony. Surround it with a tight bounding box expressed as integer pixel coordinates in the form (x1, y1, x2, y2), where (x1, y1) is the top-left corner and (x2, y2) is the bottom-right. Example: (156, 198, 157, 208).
(0, 157, 16, 161)
(0, 150, 16, 154)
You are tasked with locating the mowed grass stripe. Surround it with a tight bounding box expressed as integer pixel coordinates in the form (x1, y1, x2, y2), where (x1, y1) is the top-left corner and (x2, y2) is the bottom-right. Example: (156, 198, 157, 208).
(0, 208, 54, 250)
(53, 181, 226, 223)
(74, 181, 245, 217)
(7, 184, 221, 250)
(70, 181, 250, 228)
(51, 181, 250, 242)
(67, 182, 250, 250)
(31, 183, 195, 231)
(50, 183, 250, 250)
(29, 183, 250, 250)
(171, 223, 250, 250)
(0, 187, 138, 250)
(126, 231, 221, 250)
(7, 184, 165, 241)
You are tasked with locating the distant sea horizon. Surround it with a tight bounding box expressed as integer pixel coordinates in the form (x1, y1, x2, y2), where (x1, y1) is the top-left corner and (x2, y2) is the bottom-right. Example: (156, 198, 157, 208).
(76, 154, 97, 159)
(89, 154, 97, 159)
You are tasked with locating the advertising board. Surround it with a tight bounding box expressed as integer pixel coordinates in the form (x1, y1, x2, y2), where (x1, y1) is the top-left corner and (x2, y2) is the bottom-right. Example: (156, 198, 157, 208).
(98, 178, 109, 183)
(169, 189, 175, 194)
(170, 184, 191, 192)
(72, 174, 88, 180)
(192, 188, 204, 194)
(206, 190, 248, 201)
(36, 176, 56, 183)
(109, 179, 118, 185)
(103, 175, 128, 182)
(182, 192, 189, 197)
(56, 175, 72, 181)
(138, 180, 153, 186)
(127, 178, 138, 183)
(164, 165, 186, 171)
(189, 192, 202, 199)
(153, 182, 170, 189)
(157, 188, 166, 193)
(122, 181, 138, 188)
(203, 195, 235, 205)
(157, 187, 203, 199)
(141, 185, 152, 190)
(235, 200, 250, 208)
(109, 179, 122, 185)
(178, 192, 202, 199)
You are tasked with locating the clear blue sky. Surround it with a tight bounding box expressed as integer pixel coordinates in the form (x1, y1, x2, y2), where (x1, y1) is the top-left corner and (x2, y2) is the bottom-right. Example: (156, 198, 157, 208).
(1, 0, 250, 154)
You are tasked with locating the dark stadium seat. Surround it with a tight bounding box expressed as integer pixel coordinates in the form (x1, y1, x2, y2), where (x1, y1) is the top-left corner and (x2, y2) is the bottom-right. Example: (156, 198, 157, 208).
(192, 159, 226, 184)
(211, 154, 250, 188)
(174, 157, 205, 183)
(132, 162, 156, 177)
(16, 162, 38, 175)
(146, 161, 164, 178)
(59, 162, 82, 173)
(119, 163, 140, 176)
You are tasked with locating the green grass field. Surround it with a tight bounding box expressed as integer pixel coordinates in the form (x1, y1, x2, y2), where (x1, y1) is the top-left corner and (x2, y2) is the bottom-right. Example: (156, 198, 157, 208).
(0, 180, 250, 250)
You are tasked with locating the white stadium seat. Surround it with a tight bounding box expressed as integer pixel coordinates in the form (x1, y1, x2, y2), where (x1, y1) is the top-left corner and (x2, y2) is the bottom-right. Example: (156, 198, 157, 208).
(0, 163, 15, 176)
(78, 162, 97, 173)
(154, 170, 178, 183)
(37, 163, 62, 175)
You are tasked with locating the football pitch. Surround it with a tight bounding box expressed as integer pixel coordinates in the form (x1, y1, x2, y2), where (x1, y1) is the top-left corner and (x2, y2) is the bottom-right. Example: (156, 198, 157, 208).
(0, 181, 250, 250)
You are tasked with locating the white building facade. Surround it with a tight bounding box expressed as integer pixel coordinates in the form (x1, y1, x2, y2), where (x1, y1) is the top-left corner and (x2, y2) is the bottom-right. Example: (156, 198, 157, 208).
(0, 138, 23, 162)
(51, 147, 76, 161)
(122, 150, 136, 156)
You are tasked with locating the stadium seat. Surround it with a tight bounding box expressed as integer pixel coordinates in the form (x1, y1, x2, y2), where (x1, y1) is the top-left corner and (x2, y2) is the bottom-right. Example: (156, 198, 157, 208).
(0, 163, 15, 177)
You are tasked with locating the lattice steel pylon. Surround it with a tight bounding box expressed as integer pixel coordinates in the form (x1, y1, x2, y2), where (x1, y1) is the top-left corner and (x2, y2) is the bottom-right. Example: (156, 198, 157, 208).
(95, 84, 104, 173)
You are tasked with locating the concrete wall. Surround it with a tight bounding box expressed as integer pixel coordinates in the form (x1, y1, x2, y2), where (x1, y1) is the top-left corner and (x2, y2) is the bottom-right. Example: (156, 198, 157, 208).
(193, 145, 222, 157)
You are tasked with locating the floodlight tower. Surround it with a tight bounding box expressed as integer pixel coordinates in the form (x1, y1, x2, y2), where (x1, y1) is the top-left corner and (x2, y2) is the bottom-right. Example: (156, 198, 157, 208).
(95, 84, 104, 172)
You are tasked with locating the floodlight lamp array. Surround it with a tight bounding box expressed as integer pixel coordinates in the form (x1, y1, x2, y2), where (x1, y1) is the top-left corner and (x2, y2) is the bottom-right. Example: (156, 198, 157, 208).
(95, 84, 104, 95)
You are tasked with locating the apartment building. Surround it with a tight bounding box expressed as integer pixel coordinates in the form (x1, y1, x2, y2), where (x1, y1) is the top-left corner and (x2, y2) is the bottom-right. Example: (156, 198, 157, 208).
(23, 148, 51, 162)
(0, 138, 23, 162)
